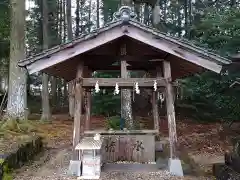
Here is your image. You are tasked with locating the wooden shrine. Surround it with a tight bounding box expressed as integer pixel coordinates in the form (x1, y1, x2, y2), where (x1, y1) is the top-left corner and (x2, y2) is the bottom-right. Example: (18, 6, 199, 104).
(18, 5, 231, 177)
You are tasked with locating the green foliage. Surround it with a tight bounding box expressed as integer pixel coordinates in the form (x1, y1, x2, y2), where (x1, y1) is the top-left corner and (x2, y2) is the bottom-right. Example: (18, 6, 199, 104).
(193, 8, 240, 56)
(176, 7, 240, 122)
(0, 0, 10, 58)
(106, 116, 121, 130)
(92, 71, 121, 116)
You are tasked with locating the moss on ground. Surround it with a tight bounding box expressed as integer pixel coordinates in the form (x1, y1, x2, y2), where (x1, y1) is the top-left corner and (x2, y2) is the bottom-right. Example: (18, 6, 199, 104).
(0, 158, 13, 180)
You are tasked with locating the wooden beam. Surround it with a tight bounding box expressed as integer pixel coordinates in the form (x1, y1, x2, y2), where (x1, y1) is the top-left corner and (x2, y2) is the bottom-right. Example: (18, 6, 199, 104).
(82, 55, 163, 62)
(163, 60, 178, 159)
(81, 78, 168, 88)
(73, 61, 84, 160)
(91, 65, 156, 71)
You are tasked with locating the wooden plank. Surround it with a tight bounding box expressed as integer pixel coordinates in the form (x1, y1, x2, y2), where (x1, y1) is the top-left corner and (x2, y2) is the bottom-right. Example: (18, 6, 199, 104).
(73, 61, 84, 160)
(82, 55, 162, 62)
(91, 65, 156, 71)
(163, 60, 178, 159)
(81, 78, 168, 88)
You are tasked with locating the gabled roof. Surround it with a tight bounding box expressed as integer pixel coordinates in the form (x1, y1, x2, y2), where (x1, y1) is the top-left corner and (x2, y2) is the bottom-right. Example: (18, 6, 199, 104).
(18, 6, 231, 79)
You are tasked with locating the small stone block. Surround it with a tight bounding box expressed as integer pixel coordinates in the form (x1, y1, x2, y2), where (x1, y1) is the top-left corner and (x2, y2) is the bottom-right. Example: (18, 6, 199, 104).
(155, 141, 163, 152)
(68, 160, 81, 176)
(168, 158, 184, 177)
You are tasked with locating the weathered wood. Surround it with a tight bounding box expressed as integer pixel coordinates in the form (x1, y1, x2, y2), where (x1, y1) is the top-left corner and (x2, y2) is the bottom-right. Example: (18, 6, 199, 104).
(152, 66, 162, 131)
(81, 78, 168, 88)
(82, 55, 162, 61)
(91, 65, 158, 71)
(163, 60, 178, 159)
(73, 61, 84, 160)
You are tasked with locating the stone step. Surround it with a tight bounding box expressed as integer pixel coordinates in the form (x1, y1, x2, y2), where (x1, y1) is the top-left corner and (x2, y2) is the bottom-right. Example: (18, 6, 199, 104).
(102, 163, 159, 172)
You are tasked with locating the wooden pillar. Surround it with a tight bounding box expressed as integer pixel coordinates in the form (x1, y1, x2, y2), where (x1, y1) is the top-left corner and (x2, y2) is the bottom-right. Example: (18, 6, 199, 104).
(163, 60, 178, 159)
(152, 66, 162, 131)
(73, 61, 84, 160)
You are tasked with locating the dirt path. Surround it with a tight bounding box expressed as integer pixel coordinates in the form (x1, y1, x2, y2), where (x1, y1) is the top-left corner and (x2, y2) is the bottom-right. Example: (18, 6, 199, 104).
(14, 146, 209, 180)
(14, 147, 72, 180)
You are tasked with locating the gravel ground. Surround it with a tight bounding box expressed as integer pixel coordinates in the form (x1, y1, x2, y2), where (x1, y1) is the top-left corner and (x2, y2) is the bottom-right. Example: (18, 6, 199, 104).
(13, 148, 209, 180)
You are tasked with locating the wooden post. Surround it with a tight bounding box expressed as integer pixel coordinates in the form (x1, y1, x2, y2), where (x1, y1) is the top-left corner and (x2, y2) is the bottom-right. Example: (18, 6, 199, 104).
(73, 61, 84, 160)
(152, 66, 162, 131)
(163, 60, 178, 159)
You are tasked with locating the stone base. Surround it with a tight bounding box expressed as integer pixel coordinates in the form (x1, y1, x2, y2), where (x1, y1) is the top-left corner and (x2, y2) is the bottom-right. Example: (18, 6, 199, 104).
(168, 158, 184, 176)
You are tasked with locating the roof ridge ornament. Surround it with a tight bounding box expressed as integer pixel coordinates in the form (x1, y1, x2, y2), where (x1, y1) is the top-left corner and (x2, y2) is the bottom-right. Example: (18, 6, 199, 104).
(113, 6, 137, 23)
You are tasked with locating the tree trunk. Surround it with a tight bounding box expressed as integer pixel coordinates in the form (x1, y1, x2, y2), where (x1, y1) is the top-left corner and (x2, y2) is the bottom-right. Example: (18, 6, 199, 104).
(66, 0, 73, 40)
(69, 81, 75, 118)
(41, 74, 51, 120)
(57, 78, 62, 107)
(40, 0, 51, 121)
(75, 0, 80, 36)
(67, 0, 74, 118)
(88, 0, 92, 33)
(96, 0, 100, 28)
(121, 60, 133, 129)
(6, 0, 27, 120)
(51, 77, 57, 106)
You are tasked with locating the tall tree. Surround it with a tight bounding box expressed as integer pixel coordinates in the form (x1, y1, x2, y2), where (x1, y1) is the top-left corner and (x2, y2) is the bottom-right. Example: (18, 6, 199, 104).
(6, 0, 27, 120)
(67, 0, 75, 118)
(75, 0, 80, 36)
(41, 0, 51, 121)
